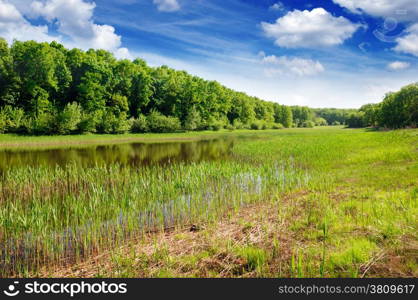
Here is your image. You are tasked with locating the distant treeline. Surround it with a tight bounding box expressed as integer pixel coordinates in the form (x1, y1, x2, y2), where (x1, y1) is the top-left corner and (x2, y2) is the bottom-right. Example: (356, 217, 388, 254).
(346, 83, 418, 129)
(312, 108, 357, 125)
(0, 39, 414, 135)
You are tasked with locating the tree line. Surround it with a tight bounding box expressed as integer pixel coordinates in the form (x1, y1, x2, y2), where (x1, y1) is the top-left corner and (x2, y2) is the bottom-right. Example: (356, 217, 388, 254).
(0, 39, 307, 135)
(346, 83, 417, 129)
(0, 39, 414, 135)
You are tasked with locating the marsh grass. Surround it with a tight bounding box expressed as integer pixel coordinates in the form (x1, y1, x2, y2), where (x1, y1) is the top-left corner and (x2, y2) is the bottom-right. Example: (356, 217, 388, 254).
(0, 127, 416, 277)
(0, 154, 308, 276)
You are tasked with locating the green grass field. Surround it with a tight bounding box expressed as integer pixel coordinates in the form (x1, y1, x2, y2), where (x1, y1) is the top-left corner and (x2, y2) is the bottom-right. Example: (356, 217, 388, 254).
(0, 127, 417, 277)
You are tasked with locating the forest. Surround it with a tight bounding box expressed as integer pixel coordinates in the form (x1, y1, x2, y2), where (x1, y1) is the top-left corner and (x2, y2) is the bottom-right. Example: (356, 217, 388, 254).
(0, 39, 416, 135)
(346, 84, 418, 129)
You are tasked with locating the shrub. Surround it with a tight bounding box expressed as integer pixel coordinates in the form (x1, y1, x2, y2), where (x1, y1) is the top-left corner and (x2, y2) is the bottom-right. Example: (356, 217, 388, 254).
(272, 123, 283, 129)
(301, 120, 315, 128)
(225, 123, 235, 131)
(184, 106, 201, 131)
(131, 114, 149, 133)
(250, 121, 262, 130)
(262, 122, 272, 130)
(25, 113, 55, 135)
(209, 120, 224, 131)
(109, 112, 130, 134)
(201, 116, 225, 131)
(77, 112, 97, 134)
(251, 120, 271, 130)
(112, 112, 132, 133)
(0, 106, 25, 132)
(0, 110, 6, 133)
(233, 119, 245, 129)
(95, 111, 111, 134)
(55, 102, 82, 134)
(147, 110, 181, 133)
(96, 110, 130, 134)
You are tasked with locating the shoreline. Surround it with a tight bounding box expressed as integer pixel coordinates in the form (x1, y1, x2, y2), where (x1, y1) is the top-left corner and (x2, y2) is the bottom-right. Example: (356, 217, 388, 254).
(0, 127, 345, 150)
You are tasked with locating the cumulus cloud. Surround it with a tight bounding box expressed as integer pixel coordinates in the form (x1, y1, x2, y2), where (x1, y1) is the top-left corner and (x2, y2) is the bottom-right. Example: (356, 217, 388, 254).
(0, 0, 130, 58)
(153, 0, 180, 12)
(0, 0, 55, 43)
(30, 0, 127, 53)
(394, 23, 418, 57)
(387, 61, 410, 70)
(259, 52, 325, 76)
(261, 8, 361, 48)
(332, 0, 418, 22)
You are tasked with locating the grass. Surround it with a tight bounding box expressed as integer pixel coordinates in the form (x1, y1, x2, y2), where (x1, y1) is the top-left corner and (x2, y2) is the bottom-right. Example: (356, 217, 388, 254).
(0, 127, 416, 277)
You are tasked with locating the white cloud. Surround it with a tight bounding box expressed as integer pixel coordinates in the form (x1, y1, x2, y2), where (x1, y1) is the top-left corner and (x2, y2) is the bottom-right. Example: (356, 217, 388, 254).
(0, 0, 56, 43)
(30, 0, 127, 54)
(153, 0, 180, 12)
(387, 61, 411, 70)
(269, 2, 285, 12)
(394, 23, 418, 57)
(259, 52, 325, 76)
(114, 47, 133, 60)
(0, 0, 130, 58)
(332, 0, 418, 22)
(261, 8, 361, 48)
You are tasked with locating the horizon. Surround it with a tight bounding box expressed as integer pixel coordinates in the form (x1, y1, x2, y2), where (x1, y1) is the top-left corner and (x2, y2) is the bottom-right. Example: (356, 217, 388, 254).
(1, 0, 417, 108)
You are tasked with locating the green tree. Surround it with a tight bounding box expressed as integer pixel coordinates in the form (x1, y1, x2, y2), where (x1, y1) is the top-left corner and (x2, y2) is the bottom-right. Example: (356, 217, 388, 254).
(378, 84, 418, 128)
(129, 60, 153, 117)
(359, 104, 379, 127)
(274, 104, 293, 128)
(0, 39, 19, 107)
(314, 117, 328, 126)
(11, 40, 71, 113)
(346, 112, 365, 128)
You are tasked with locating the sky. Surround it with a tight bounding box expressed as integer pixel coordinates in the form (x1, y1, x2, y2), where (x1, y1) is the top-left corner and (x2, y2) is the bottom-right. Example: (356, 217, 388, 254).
(0, 0, 417, 108)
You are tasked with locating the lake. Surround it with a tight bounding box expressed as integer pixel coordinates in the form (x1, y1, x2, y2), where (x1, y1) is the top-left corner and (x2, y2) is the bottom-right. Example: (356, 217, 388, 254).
(0, 137, 237, 172)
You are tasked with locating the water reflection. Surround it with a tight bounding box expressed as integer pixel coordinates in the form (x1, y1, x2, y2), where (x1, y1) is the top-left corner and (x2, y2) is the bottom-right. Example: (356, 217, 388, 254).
(0, 138, 235, 171)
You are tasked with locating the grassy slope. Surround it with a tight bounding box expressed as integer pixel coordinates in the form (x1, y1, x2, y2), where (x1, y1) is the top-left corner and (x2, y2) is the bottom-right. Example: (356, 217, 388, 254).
(33, 127, 417, 278)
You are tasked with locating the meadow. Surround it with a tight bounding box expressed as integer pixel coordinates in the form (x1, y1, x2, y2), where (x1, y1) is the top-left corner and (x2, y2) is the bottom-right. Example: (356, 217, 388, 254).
(0, 127, 416, 277)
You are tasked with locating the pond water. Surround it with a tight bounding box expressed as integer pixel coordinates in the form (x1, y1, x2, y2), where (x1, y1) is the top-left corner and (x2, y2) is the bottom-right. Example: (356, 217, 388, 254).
(0, 137, 237, 171)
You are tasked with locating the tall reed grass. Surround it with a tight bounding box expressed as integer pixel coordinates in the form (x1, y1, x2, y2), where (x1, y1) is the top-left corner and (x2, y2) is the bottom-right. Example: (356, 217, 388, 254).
(0, 155, 309, 276)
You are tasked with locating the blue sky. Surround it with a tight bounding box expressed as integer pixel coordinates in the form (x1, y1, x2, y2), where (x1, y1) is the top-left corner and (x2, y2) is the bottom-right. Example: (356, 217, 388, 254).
(1, 0, 417, 108)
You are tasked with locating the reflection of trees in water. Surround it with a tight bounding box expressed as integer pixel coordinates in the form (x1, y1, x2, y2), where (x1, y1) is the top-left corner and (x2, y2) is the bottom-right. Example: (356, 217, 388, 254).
(0, 138, 236, 171)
